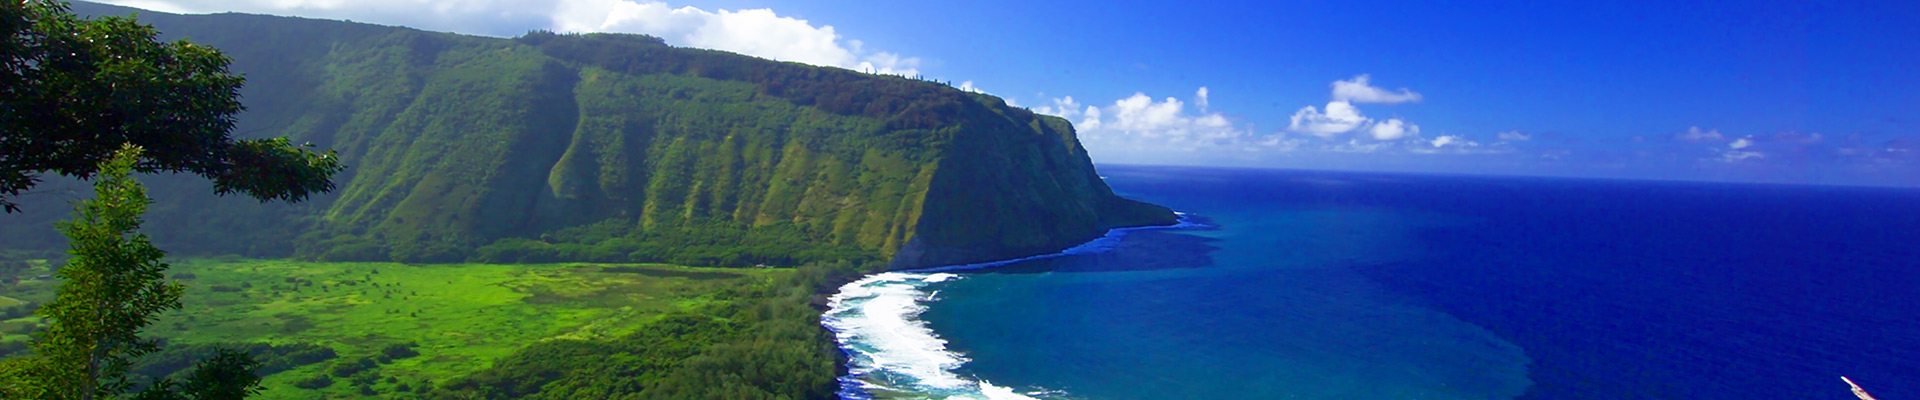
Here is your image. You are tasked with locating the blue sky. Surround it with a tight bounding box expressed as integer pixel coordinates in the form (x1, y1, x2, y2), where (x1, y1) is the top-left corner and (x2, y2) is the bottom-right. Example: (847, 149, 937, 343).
(106, 0, 1920, 187)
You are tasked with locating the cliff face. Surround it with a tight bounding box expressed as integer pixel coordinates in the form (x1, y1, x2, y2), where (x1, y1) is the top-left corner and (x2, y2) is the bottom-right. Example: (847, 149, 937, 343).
(0, 3, 1175, 268)
(890, 103, 1176, 269)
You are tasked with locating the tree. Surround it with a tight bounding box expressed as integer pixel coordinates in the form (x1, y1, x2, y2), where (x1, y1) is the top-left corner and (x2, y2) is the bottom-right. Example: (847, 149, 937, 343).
(0, 145, 263, 400)
(0, 0, 343, 213)
(131, 349, 264, 400)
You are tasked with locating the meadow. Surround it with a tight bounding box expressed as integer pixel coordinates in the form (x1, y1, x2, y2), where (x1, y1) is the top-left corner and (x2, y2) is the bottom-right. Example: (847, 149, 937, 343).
(0, 257, 797, 399)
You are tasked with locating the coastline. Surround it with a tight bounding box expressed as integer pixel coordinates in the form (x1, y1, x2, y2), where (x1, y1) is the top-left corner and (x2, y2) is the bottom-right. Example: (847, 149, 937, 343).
(821, 214, 1205, 399)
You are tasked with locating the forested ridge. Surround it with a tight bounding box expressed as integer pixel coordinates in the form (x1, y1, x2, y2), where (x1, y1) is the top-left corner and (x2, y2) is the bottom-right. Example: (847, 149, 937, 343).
(0, 2, 1175, 269)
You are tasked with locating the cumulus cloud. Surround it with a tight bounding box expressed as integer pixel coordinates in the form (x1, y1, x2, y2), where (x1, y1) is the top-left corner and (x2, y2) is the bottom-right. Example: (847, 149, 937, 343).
(1707, 135, 1765, 162)
(1101, 93, 1234, 139)
(1369, 118, 1420, 140)
(849, 51, 922, 76)
(556, 0, 922, 75)
(1729, 136, 1754, 150)
(956, 81, 985, 94)
(1326, 139, 1396, 154)
(1078, 105, 1104, 130)
(106, 0, 922, 75)
(1288, 101, 1371, 137)
(1497, 130, 1531, 141)
(1033, 96, 1083, 118)
(1039, 88, 1312, 163)
(1675, 126, 1726, 143)
(1331, 74, 1423, 104)
(1285, 75, 1426, 139)
(1052, 83, 1518, 163)
(1720, 150, 1764, 162)
(1430, 135, 1478, 148)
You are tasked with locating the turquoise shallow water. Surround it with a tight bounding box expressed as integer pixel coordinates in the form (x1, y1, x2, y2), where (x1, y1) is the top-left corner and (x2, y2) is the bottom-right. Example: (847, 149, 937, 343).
(911, 191, 1531, 398)
(826, 165, 1920, 399)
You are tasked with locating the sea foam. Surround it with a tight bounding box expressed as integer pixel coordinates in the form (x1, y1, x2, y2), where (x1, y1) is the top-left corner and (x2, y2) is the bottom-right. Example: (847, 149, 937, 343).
(823, 215, 1205, 399)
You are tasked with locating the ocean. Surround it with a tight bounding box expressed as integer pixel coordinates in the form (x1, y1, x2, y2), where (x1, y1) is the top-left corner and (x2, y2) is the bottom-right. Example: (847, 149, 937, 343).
(823, 165, 1920, 399)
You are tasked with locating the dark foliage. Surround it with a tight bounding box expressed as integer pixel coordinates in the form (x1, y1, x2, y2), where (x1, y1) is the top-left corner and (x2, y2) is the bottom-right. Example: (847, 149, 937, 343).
(130, 342, 336, 382)
(0, 1, 343, 213)
(378, 343, 419, 360)
(132, 349, 265, 400)
(430, 260, 867, 399)
(326, 357, 377, 378)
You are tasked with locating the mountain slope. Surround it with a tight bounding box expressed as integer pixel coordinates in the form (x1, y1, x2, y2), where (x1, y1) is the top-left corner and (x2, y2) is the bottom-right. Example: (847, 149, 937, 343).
(1, 2, 1176, 269)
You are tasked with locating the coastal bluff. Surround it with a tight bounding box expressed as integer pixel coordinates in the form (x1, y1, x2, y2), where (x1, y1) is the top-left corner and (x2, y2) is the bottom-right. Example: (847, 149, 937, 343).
(0, 2, 1176, 269)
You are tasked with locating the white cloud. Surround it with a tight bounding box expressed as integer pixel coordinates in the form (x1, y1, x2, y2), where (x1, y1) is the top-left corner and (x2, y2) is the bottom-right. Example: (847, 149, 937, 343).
(1331, 74, 1422, 104)
(1326, 139, 1395, 154)
(1720, 150, 1764, 162)
(1053, 83, 1518, 163)
(557, 0, 920, 75)
(1033, 96, 1083, 119)
(1369, 118, 1420, 140)
(1288, 101, 1370, 137)
(1497, 130, 1531, 141)
(957, 81, 984, 94)
(1285, 75, 1427, 139)
(1195, 87, 1210, 112)
(1045, 88, 1310, 162)
(1429, 135, 1478, 148)
(1676, 126, 1726, 142)
(852, 52, 922, 76)
(105, 0, 560, 36)
(107, 0, 922, 75)
(1104, 93, 1217, 138)
(1711, 135, 1764, 162)
(1079, 105, 1103, 130)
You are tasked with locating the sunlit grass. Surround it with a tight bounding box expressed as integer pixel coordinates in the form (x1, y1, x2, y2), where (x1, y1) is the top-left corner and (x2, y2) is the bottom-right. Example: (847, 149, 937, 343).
(0, 258, 787, 399)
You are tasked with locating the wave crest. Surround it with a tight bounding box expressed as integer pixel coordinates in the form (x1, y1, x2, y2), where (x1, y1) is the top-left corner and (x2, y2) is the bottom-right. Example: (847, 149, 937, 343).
(823, 215, 1204, 399)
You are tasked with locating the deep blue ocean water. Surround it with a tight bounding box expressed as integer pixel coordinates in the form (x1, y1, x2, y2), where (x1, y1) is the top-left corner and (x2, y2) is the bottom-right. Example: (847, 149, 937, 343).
(826, 165, 1920, 399)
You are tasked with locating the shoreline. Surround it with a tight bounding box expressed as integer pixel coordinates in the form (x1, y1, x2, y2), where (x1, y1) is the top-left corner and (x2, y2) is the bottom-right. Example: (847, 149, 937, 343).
(820, 214, 1205, 399)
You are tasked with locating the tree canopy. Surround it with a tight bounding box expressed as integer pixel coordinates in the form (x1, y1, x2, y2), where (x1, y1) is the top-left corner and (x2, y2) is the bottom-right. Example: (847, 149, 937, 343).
(0, 0, 342, 213)
(0, 145, 263, 400)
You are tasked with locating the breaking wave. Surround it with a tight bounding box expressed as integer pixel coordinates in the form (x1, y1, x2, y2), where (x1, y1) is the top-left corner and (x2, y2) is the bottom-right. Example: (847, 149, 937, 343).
(822, 215, 1202, 399)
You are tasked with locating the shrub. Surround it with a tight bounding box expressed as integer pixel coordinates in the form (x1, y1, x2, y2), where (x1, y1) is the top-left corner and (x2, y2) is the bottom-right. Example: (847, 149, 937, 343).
(293, 375, 333, 389)
(380, 343, 420, 360)
(328, 357, 378, 378)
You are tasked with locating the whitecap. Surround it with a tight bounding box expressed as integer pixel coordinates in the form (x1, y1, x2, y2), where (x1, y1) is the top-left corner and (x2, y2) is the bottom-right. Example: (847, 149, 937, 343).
(977, 380, 1042, 400)
(824, 273, 972, 391)
(825, 213, 1208, 399)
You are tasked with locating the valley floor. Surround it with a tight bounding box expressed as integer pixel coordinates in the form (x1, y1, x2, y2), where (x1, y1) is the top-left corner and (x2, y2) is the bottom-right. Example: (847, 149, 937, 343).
(1, 258, 831, 399)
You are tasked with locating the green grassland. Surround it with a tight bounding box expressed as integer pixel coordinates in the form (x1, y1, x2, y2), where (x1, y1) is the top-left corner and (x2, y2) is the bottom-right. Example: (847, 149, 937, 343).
(0, 258, 835, 399)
